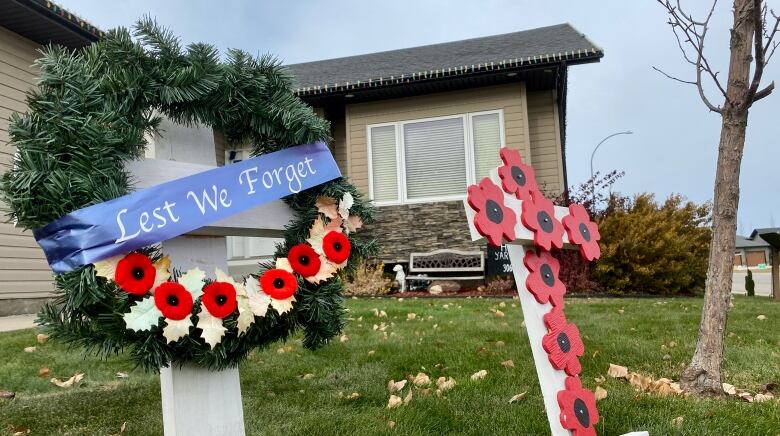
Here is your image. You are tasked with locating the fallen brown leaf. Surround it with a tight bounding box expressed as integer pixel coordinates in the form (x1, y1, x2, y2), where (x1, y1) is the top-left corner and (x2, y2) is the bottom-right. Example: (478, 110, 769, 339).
(36, 334, 49, 344)
(301, 373, 315, 380)
(115, 372, 129, 379)
(23, 347, 35, 353)
(470, 370, 487, 381)
(607, 363, 629, 378)
(387, 421, 396, 429)
(671, 416, 683, 428)
(0, 390, 15, 399)
(594, 375, 606, 383)
(387, 379, 407, 394)
(387, 395, 402, 408)
(756, 314, 767, 320)
(412, 372, 431, 387)
(594, 386, 607, 401)
(722, 383, 737, 395)
(509, 392, 527, 403)
(50, 373, 84, 388)
(753, 393, 772, 402)
(501, 360, 515, 369)
(403, 390, 413, 405)
(494, 310, 505, 318)
(37, 367, 50, 378)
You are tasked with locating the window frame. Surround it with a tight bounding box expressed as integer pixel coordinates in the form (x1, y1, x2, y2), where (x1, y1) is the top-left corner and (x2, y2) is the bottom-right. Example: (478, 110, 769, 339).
(366, 109, 505, 206)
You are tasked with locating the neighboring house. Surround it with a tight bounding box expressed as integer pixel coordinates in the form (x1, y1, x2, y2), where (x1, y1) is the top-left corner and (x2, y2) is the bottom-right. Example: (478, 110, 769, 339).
(0, 0, 102, 315)
(734, 234, 771, 268)
(286, 23, 603, 264)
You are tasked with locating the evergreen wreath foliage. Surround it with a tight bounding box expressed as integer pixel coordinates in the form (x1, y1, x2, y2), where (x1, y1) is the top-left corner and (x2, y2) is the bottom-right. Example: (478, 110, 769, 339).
(0, 18, 375, 371)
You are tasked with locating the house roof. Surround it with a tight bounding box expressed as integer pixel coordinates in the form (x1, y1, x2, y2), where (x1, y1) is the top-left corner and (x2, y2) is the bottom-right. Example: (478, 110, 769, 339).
(286, 23, 602, 98)
(750, 228, 780, 250)
(736, 235, 770, 249)
(0, 0, 103, 48)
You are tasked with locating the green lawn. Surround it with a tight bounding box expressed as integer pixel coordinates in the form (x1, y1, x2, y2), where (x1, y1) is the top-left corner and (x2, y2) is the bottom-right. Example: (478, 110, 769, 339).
(1, 296, 778, 435)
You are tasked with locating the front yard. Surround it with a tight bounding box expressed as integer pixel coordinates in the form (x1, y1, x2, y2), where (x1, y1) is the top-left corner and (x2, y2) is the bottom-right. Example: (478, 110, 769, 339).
(1, 296, 778, 435)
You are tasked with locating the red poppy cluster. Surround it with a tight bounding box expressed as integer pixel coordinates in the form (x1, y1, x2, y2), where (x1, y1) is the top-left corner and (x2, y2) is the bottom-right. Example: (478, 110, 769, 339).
(258, 230, 352, 304)
(464, 147, 602, 435)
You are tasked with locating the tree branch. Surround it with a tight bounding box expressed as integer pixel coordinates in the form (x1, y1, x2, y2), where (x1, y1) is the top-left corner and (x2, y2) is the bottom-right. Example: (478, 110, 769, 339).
(656, 0, 725, 113)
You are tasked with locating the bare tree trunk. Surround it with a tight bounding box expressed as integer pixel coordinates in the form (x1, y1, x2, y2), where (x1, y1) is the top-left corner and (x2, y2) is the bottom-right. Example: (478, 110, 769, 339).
(681, 0, 755, 394)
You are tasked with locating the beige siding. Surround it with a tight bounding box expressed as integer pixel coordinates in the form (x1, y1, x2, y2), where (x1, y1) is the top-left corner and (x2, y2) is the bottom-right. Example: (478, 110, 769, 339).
(0, 27, 54, 300)
(330, 110, 348, 175)
(527, 90, 565, 195)
(346, 83, 534, 196)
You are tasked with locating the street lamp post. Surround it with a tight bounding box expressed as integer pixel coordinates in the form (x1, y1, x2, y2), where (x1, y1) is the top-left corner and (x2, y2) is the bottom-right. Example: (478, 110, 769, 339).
(589, 130, 633, 207)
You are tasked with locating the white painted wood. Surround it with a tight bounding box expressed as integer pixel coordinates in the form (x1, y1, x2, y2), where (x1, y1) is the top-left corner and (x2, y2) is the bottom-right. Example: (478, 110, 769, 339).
(160, 364, 245, 436)
(507, 244, 568, 436)
(124, 158, 293, 237)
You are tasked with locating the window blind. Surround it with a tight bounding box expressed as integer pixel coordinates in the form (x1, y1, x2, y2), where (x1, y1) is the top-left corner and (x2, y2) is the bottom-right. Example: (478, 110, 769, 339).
(403, 117, 467, 200)
(471, 113, 502, 180)
(369, 125, 399, 202)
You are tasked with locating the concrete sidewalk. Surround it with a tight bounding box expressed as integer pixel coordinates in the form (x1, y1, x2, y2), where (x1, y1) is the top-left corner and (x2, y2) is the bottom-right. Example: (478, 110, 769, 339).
(0, 314, 37, 332)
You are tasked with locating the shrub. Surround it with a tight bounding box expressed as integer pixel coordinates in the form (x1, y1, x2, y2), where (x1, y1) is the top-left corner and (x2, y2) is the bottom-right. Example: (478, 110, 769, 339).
(483, 276, 515, 295)
(592, 193, 711, 294)
(746, 269, 755, 296)
(343, 260, 391, 296)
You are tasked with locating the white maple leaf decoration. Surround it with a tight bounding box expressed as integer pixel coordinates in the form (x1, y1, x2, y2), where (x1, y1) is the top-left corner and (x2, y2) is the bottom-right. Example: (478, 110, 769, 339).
(163, 317, 192, 343)
(338, 192, 354, 221)
(179, 268, 206, 300)
(270, 295, 296, 315)
(245, 278, 271, 317)
(305, 257, 338, 284)
(196, 303, 227, 348)
(307, 216, 343, 255)
(124, 296, 162, 332)
(236, 294, 254, 335)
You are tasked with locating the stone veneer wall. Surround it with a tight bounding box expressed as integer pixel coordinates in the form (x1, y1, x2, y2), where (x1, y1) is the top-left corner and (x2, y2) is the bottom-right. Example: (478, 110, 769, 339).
(361, 201, 485, 263)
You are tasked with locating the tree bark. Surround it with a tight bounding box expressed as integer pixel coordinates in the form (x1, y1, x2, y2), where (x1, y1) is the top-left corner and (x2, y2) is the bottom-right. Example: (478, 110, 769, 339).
(681, 0, 756, 394)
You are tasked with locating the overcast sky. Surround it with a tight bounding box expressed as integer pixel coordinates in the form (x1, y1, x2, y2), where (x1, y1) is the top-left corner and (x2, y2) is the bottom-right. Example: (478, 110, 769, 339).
(57, 0, 780, 234)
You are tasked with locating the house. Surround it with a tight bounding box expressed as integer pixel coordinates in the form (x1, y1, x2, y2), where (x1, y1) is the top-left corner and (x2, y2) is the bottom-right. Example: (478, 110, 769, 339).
(734, 234, 771, 268)
(0, 1, 603, 313)
(0, 0, 102, 315)
(285, 24, 603, 264)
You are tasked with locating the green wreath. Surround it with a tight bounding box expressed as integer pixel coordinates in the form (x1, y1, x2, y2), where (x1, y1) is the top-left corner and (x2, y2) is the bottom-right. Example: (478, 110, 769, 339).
(0, 19, 374, 371)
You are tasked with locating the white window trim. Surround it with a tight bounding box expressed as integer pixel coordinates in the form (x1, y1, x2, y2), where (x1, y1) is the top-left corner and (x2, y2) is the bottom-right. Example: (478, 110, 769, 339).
(366, 109, 505, 206)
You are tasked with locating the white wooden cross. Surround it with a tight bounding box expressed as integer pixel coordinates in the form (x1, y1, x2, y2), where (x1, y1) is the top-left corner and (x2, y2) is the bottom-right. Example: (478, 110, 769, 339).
(125, 144, 292, 435)
(463, 167, 577, 436)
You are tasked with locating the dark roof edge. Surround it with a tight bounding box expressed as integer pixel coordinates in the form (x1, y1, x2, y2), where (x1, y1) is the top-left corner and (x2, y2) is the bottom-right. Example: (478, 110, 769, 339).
(293, 48, 603, 98)
(15, 0, 104, 41)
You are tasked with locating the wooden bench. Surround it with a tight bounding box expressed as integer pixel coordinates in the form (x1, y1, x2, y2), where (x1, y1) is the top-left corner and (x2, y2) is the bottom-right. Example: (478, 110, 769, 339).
(405, 249, 485, 285)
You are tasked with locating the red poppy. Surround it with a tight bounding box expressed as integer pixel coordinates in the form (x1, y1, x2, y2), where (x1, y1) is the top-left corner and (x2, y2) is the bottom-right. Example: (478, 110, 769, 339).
(562, 203, 601, 261)
(521, 190, 564, 250)
(466, 178, 517, 246)
(260, 268, 298, 300)
(523, 249, 566, 307)
(322, 231, 351, 264)
(114, 253, 156, 296)
(154, 282, 193, 320)
(557, 376, 599, 436)
(288, 243, 322, 277)
(542, 307, 585, 376)
(202, 281, 237, 319)
(497, 147, 538, 201)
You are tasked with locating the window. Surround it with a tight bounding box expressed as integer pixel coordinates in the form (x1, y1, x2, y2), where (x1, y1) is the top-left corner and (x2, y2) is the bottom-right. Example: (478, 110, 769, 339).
(368, 110, 504, 204)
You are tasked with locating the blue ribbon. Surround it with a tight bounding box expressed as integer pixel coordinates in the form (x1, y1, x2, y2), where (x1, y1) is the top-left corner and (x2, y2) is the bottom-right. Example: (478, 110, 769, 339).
(34, 141, 341, 273)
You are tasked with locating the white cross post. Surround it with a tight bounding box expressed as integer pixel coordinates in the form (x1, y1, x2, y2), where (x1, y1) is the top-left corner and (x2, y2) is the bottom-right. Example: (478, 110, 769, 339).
(464, 168, 576, 436)
(125, 155, 293, 436)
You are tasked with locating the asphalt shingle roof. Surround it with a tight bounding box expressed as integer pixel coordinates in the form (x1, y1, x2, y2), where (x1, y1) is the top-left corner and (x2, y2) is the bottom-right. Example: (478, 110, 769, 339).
(285, 23, 601, 92)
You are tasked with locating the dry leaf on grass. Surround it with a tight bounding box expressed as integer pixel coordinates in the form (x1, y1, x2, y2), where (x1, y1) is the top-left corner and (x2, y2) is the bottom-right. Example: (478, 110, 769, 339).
(340, 334, 349, 343)
(671, 416, 684, 428)
(23, 347, 35, 353)
(388, 379, 407, 394)
(753, 393, 772, 402)
(412, 373, 431, 387)
(594, 386, 608, 401)
(37, 367, 50, 378)
(301, 373, 315, 380)
(757, 314, 767, 320)
(345, 392, 360, 400)
(403, 390, 413, 405)
(387, 395, 402, 408)
(116, 372, 129, 379)
(509, 392, 527, 403)
(722, 383, 737, 395)
(501, 360, 515, 368)
(471, 370, 487, 381)
(436, 376, 456, 392)
(36, 334, 49, 344)
(368, 350, 376, 356)
(50, 373, 84, 388)
(607, 364, 629, 378)
(494, 310, 505, 318)
(387, 421, 396, 429)
(495, 340, 505, 347)
(0, 390, 15, 399)
(407, 313, 417, 321)
(594, 375, 606, 383)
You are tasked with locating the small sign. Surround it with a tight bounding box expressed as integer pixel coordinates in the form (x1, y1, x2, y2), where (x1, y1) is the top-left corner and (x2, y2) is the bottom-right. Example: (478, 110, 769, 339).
(486, 244, 513, 276)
